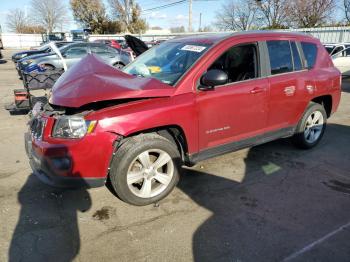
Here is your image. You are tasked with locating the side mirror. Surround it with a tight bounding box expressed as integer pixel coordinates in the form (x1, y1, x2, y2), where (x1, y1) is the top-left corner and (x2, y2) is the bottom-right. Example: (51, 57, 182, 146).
(199, 69, 228, 90)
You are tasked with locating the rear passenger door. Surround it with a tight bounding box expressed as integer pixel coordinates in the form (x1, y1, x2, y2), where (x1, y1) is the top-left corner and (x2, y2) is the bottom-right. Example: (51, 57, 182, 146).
(265, 40, 309, 131)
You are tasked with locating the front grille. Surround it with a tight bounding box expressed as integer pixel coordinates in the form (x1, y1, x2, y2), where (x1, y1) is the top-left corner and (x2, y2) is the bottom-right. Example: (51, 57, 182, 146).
(30, 117, 46, 140)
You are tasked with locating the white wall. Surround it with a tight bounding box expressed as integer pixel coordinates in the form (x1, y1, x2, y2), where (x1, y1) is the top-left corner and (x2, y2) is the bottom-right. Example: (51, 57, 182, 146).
(1, 33, 42, 49)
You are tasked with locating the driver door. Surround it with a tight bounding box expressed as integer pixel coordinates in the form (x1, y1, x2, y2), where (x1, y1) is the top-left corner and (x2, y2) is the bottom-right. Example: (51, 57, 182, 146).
(196, 42, 269, 151)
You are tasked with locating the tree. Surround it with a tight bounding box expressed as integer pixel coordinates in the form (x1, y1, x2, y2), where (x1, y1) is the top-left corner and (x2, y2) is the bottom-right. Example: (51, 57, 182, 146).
(108, 0, 147, 33)
(215, 0, 260, 31)
(21, 25, 46, 34)
(70, 0, 110, 34)
(170, 26, 185, 33)
(6, 9, 27, 33)
(200, 25, 213, 32)
(30, 0, 67, 32)
(287, 0, 336, 28)
(255, 0, 290, 29)
(345, 0, 350, 23)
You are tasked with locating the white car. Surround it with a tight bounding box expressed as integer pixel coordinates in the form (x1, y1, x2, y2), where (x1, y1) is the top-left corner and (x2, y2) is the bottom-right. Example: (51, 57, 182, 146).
(332, 47, 350, 76)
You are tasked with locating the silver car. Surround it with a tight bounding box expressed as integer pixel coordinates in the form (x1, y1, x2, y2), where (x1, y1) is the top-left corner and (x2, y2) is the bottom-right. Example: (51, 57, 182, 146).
(20, 42, 132, 71)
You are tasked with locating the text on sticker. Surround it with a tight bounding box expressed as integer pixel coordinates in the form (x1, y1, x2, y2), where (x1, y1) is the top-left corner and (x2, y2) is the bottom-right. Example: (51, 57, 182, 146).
(180, 45, 207, 52)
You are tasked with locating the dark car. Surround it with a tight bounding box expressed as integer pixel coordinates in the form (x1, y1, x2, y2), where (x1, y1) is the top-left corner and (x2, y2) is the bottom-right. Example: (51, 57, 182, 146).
(12, 42, 73, 63)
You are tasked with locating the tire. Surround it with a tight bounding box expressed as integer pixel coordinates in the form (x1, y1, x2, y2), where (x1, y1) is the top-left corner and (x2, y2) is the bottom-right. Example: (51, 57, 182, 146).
(109, 133, 181, 206)
(113, 62, 124, 69)
(292, 102, 327, 149)
(42, 64, 55, 70)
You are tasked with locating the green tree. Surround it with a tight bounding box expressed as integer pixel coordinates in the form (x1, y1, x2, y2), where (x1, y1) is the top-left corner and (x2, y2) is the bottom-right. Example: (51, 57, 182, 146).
(170, 26, 185, 33)
(70, 0, 122, 34)
(108, 0, 147, 33)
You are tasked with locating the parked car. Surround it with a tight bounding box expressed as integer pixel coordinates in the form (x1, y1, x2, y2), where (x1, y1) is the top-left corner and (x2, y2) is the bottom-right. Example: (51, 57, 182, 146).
(41, 32, 66, 44)
(323, 43, 350, 55)
(25, 31, 341, 206)
(12, 41, 73, 63)
(18, 42, 132, 74)
(331, 46, 350, 76)
(71, 29, 91, 42)
(93, 39, 124, 49)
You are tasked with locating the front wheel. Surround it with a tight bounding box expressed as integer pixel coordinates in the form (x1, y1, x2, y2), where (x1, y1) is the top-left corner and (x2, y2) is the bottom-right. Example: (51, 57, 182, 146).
(292, 102, 327, 149)
(109, 134, 180, 206)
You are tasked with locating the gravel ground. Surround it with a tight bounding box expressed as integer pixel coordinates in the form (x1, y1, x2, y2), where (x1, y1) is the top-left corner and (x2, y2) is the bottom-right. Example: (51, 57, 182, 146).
(0, 49, 349, 262)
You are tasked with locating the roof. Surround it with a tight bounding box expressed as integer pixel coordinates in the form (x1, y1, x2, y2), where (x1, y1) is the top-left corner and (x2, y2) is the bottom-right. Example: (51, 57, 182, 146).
(167, 30, 317, 45)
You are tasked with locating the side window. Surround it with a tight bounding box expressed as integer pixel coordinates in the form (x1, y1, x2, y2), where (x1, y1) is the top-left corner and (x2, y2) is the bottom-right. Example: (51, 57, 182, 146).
(345, 45, 350, 56)
(301, 42, 318, 69)
(267, 40, 293, 75)
(90, 45, 108, 54)
(65, 46, 87, 58)
(207, 43, 259, 84)
(291, 42, 302, 71)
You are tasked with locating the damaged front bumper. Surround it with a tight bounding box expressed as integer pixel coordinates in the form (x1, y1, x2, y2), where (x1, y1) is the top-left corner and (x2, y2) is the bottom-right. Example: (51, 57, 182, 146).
(25, 132, 106, 188)
(24, 112, 118, 188)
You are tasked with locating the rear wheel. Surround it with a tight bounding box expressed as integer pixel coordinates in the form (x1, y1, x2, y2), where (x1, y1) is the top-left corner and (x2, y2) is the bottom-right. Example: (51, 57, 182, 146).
(292, 102, 327, 149)
(109, 133, 180, 206)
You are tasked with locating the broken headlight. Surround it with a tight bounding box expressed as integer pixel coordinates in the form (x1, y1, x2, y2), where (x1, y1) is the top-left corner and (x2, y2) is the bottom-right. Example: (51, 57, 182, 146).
(52, 116, 96, 139)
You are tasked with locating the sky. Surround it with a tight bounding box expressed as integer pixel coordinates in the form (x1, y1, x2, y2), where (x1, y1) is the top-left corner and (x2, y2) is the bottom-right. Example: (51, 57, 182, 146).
(0, 0, 226, 33)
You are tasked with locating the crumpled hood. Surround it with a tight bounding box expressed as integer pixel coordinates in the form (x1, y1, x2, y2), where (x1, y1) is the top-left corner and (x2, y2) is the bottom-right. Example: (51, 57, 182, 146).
(51, 54, 175, 108)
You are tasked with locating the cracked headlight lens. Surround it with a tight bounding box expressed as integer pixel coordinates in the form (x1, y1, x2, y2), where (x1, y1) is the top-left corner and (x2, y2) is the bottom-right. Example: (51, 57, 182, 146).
(52, 116, 96, 139)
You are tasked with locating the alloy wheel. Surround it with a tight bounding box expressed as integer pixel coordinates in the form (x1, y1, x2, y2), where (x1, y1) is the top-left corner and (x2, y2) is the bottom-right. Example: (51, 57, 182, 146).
(126, 149, 174, 198)
(304, 110, 324, 143)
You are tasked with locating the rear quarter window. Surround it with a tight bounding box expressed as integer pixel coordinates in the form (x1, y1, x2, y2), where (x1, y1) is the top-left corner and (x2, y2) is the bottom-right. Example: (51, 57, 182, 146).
(301, 42, 318, 69)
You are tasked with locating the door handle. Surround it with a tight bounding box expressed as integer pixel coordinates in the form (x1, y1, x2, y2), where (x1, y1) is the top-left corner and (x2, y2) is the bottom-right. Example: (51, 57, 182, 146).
(250, 87, 265, 94)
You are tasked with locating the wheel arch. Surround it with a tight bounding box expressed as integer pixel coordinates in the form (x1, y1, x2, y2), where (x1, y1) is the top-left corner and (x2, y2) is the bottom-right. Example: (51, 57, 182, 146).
(311, 95, 332, 117)
(119, 125, 190, 164)
(40, 63, 55, 69)
(113, 61, 125, 66)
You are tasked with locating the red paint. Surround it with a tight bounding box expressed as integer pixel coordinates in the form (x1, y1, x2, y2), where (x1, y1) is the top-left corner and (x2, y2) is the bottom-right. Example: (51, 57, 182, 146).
(30, 32, 341, 180)
(110, 40, 121, 49)
(51, 55, 175, 108)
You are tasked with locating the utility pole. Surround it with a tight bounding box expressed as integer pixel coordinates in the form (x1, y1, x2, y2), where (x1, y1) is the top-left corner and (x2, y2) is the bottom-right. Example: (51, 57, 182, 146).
(188, 0, 193, 32)
(199, 12, 202, 31)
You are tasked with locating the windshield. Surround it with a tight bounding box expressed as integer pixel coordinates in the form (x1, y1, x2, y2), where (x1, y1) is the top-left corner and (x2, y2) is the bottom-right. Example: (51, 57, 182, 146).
(123, 42, 211, 86)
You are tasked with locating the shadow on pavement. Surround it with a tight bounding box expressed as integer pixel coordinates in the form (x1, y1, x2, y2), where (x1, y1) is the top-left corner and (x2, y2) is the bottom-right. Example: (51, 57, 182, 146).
(8, 124, 350, 261)
(178, 123, 350, 262)
(9, 174, 91, 262)
(342, 77, 350, 93)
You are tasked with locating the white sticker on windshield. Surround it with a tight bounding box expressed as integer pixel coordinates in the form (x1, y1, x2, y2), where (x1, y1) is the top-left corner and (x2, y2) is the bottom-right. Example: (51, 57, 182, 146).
(181, 45, 206, 52)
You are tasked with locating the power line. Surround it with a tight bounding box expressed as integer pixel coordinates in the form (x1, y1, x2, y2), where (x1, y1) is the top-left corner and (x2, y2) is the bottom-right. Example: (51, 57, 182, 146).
(142, 0, 188, 13)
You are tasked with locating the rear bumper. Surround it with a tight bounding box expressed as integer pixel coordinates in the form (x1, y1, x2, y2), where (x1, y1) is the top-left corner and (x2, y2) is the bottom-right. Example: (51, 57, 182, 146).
(25, 132, 107, 189)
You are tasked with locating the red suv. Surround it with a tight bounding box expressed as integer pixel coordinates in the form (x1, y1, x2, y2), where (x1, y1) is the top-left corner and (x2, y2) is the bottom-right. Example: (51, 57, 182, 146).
(25, 32, 341, 205)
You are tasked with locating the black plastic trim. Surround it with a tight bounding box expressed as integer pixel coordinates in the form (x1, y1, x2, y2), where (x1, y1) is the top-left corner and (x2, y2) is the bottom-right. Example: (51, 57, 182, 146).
(188, 127, 295, 164)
